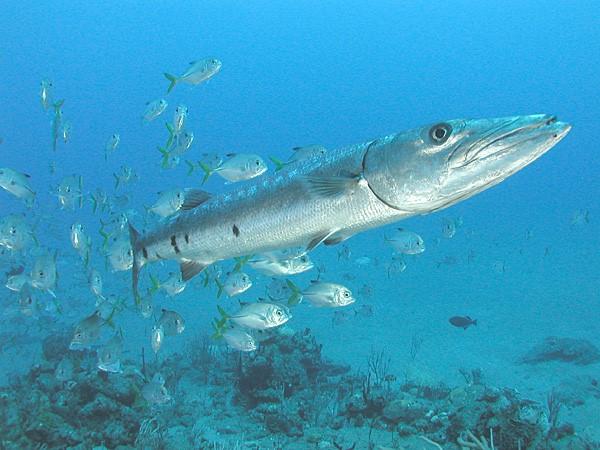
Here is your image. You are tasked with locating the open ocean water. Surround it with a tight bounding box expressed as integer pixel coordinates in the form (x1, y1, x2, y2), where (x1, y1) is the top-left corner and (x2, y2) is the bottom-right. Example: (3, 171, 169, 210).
(1, 1, 599, 449)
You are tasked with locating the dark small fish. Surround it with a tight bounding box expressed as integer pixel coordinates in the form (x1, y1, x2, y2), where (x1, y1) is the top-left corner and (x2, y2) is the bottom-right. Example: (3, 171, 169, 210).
(449, 316, 477, 330)
(6, 265, 24, 277)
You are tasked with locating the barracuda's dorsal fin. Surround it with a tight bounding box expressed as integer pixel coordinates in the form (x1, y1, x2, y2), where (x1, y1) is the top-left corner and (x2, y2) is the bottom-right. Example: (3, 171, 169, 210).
(303, 172, 363, 198)
(180, 260, 208, 281)
(181, 189, 211, 210)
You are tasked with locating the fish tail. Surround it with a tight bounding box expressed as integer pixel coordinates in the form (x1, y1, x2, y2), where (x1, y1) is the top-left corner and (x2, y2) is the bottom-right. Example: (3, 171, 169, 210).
(158, 146, 170, 169)
(269, 156, 286, 171)
(185, 160, 196, 175)
(286, 279, 303, 306)
(232, 255, 251, 272)
(128, 223, 143, 302)
(90, 195, 98, 214)
(214, 278, 224, 299)
(98, 230, 110, 251)
(198, 162, 213, 185)
(164, 73, 178, 94)
(149, 274, 160, 294)
(211, 314, 228, 339)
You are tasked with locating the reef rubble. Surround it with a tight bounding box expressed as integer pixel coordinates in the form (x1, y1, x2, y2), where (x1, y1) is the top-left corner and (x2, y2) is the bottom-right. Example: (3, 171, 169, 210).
(0, 328, 596, 449)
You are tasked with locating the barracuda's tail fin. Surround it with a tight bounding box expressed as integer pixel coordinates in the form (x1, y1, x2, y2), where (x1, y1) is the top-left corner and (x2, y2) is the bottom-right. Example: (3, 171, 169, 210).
(128, 223, 142, 302)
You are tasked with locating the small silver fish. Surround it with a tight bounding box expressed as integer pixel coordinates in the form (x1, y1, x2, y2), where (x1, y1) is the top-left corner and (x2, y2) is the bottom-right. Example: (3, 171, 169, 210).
(157, 309, 185, 336)
(56, 175, 84, 210)
(70, 311, 105, 350)
(218, 272, 252, 298)
(51, 100, 64, 152)
(105, 134, 120, 160)
(0, 214, 36, 251)
(164, 58, 222, 93)
(150, 272, 186, 297)
(113, 166, 138, 189)
(200, 153, 267, 184)
(385, 228, 425, 254)
(225, 302, 291, 330)
(70, 222, 91, 264)
(222, 327, 257, 352)
(270, 144, 328, 171)
(61, 121, 72, 143)
(6, 273, 30, 292)
(40, 79, 53, 111)
(0, 168, 35, 205)
(142, 99, 168, 122)
(441, 218, 457, 238)
(290, 280, 355, 308)
(18, 285, 37, 316)
(30, 252, 58, 296)
(171, 105, 188, 135)
(89, 269, 104, 299)
(248, 254, 313, 277)
(97, 333, 123, 373)
(107, 237, 133, 272)
(151, 325, 164, 354)
(142, 373, 171, 405)
(55, 357, 74, 382)
(137, 292, 153, 319)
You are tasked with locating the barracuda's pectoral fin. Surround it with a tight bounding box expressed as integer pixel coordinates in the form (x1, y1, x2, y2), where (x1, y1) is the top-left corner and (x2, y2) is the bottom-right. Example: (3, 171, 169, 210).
(180, 260, 209, 281)
(324, 231, 354, 246)
(303, 172, 363, 199)
(181, 189, 211, 210)
(307, 230, 339, 252)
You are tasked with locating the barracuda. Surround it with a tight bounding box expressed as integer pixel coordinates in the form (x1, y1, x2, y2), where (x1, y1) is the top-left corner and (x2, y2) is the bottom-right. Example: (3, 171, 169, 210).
(129, 114, 571, 297)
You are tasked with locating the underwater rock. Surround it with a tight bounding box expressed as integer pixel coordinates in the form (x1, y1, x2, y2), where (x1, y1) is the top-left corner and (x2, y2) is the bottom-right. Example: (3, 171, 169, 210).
(382, 395, 428, 423)
(520, 336, 600, 365)
(42, 331, 72, 362)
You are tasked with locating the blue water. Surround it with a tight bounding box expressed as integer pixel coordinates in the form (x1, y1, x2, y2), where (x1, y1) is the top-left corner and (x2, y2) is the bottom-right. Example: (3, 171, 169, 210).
(1, 1, 599, 448)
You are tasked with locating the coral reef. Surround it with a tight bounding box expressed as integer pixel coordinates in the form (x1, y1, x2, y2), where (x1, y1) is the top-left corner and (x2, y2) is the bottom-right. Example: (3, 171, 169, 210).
(0, 329, 596, 449)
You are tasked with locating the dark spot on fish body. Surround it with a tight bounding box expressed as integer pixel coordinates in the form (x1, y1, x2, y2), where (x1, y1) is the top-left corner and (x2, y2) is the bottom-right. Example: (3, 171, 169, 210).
(184, 234, 190, 244)
(142, 248, 148, 259)
(170, 235, 181, 254)
(232, 224, 240, 237)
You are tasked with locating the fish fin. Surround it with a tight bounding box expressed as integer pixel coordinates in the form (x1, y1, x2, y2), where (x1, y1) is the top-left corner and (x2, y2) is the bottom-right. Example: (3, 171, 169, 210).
(181, 189, 211, 210)
(149, 274, 160, 294)
(185, 160, 196, 175)
(180, 260, 208, 281)
(324, 231, 353, 246)
(307, 230, 338, 252)
(164, 73, 178, 94)
(217, 305, 229, 320)
(303, 174, 361, 198)
(198, 162, 212, 184)
(47, 289, 57, 299)
(128, 223, 142, 302)
(90, 195, 98, 214)
(233, 255, 252, 272)
(472, 319, 477, 326)
(202, 271, 210, 287)
(286, 279, 303, 306)
(268, 156, 286, 171)
(165, 123, 175, 148)
(215, 278, 224, 299)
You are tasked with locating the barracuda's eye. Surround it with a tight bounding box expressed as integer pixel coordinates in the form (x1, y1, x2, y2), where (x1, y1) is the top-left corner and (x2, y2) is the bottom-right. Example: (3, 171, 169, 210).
(429, 123, 452, 145)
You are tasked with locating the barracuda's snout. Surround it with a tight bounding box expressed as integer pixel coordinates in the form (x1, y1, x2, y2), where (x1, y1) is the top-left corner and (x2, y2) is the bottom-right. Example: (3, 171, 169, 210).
(362, 114, 571, 214)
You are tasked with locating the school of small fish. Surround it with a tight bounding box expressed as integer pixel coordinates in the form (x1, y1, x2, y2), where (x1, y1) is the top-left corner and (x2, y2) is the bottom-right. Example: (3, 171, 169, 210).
(0, 55, 578, 403)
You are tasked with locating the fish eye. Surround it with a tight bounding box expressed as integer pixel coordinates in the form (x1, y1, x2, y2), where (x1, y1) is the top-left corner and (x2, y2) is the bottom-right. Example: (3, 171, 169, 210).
(429, 123, 452, 145)
(39, 271, 44, 277)
(276, 310, 282, 316)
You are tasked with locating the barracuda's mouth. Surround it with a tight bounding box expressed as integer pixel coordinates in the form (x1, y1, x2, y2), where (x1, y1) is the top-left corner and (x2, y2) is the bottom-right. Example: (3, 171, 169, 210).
(449, 115, 571, 170)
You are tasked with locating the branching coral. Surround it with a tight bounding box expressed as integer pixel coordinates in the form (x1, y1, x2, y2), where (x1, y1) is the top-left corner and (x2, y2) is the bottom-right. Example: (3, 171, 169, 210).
(457, 429, 495, 450)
